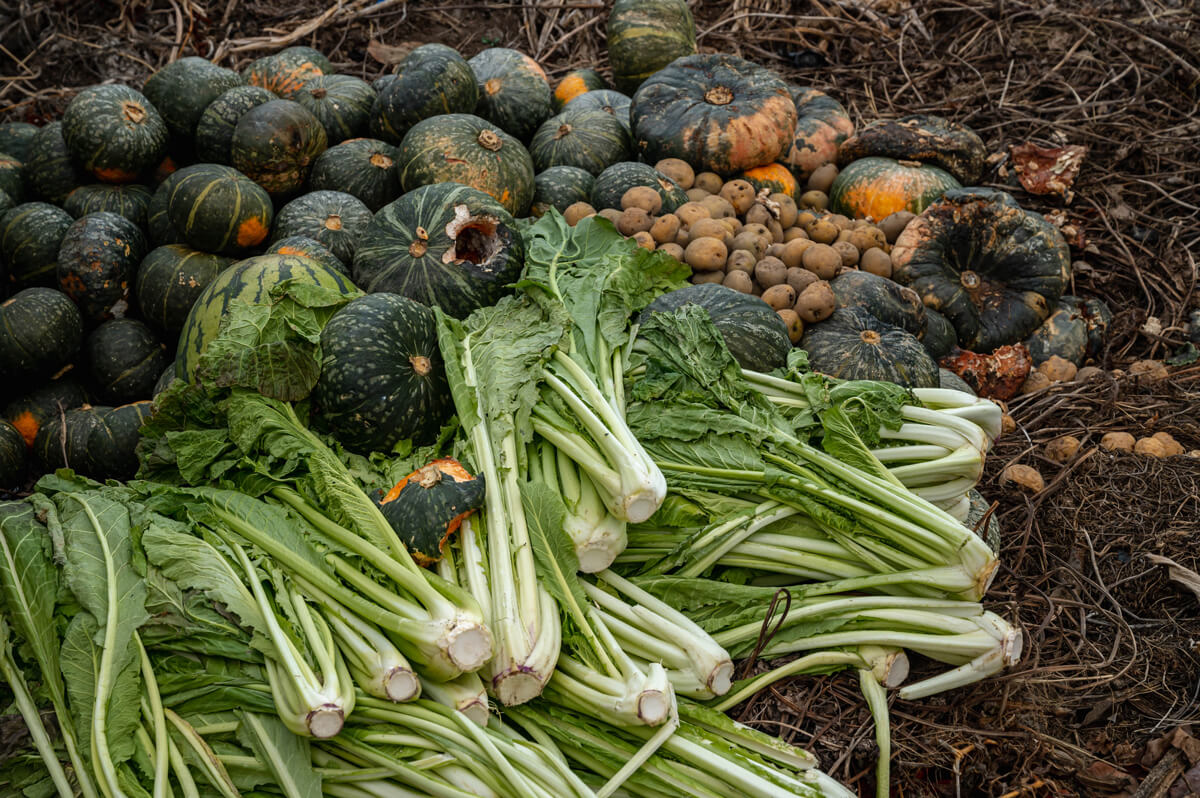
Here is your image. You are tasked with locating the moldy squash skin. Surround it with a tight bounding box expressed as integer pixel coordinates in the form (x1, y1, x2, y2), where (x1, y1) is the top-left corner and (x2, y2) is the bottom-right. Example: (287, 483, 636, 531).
(838, 114, 988, 185)
(309, 138, 401, 212)
(397, 113, 535, 217)
(783, 87, 855, 179)
(891, 189, 1071, 353)
(590, 161, 688, 214)
(166, 164, 274, 256)
(143, 56, 245, 142)
(86, 318, 167, 405)
(529, 106, 633, 176)
(294, 74, 377, 144)
(376, 44, 479, 144)
(829, 156, 961, 221)
(135, 245, 232, 334)
(25, 122, 86, 205)
(740, 163, 800, 200)
(1, 202, 74, 287)
(532, 166, 595, 216)
(270, 190, 373, 264)
(606, 0, 697, 95)
(351, 183, 524, 318)
(232, 99, 329, 199)
(829, 270, 927, 338)
(266, 236, 346, 274)
(64, 183, 153, 227)
(56, 211, 148, 324)
(3, 376, 89, 449)
(0, 419, 25, 488)
(1024, 295, 1113, 366)
(314, 292, 453, 454)
(553, 69, 609, 110)
(0, 288, 83, 382)
(631, 54, 797, 177)
(800, 306, 939, 388)
(62, 84, 169, 184)
(468, 48, 554, 143)
(373, 458, 486, 566)
(564, 90, 633, 133)
(242, 47, 328, 98)
(194, 85, 277, 165)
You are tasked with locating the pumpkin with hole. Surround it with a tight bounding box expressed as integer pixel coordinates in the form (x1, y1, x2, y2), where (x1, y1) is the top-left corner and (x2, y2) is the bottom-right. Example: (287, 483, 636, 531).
(529, 106, 632, 176)
(56, 212, 147, 324)
(783, 87, 855, 180)
(801, 306, 939, 388)
(194, 85, 277, 165)
(63, 183, 152, 227)
(590, 162, 687, 214)
(375, 44, 479, 144)
(143, 56, 244, 142)
(271, 190, 373, 264)
(232, 99, 328, 198)
(532, 166, 595, 217)
(0, 419, 24, 487)
(468, 48, 554, 142)
(0, 122, 38, 162)
(554, 69, 609, 110)
(24, 122, 86, 205)
(166, 164, 274, 255)
(631, 54, 796, 176)
(314, 293, 452, 454)
(1, 202, 74, 287)
(86, 318, 166, 404)
(62, 84, 168, 183)
(265, 236, 346, 274)
(838, 114, 987, 185)
(3, 376, 89, 450)
(352, 183, 523, 318)
(829, 157, 961, 221)
(397, 114, 534, 217)
(607, 0, 697, 94)
(242, 47, 328, 98)
(740, 163, 799, 201)
(294, 75, 377, 144)
(86, 400, 154, 480)
(135, 245, 232, 334)
(565, 90, 633, 134)
(309, 138, 401, 212)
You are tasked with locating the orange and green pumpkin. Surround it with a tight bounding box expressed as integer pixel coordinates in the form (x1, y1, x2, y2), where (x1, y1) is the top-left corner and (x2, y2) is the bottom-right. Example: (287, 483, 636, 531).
(242, 47, 329, 98)
(143, 56, 244, 141)
(0, 287, 83, 381)
(266, 236, 346, 274)
(3, 376, 88, 450)
(294, 74, 377, 144)
(135, 245, 232, 334)
(565, 90, 633, 134)
(607, 0, 697, 95)
(166, 164, 274, 255)
(783, 87, 855, 180)
(397, 113, 534, 217)
(590, 162, 687, 213)
(529, 106, 632, 176)
(838, 114, 988, 185)
(24, 122, 86, 205)
(740, 163, 800, 200)
(801, 306, 940, 388)
(63, 183, 153, 227)
(0, 122, 38, 162)
(828, 157, 961, 221)
(270, 190, 373, 264)
(86, 318, 167, 404)
(375, 43, 479, 144)
(309, 138, 400, 212)
(56, 212, 148, 324)
(468, 48, 554, 142)
(553, 69, 609, 110)
(231, 99, 328, 198)
(630, 54, 796, 176)
(194, 85, 277, 165)
(532, 166, 595, 216)
(373, 459, 485, 566)
(62, 84, 169, 183)
(1, 202, 74, 287)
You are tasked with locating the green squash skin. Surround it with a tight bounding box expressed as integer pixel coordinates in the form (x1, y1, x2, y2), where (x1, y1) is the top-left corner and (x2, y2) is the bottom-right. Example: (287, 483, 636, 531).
(265, 236, 346, 275)
(231, 99, 328, 198)
(801, 306, 939, 388)
(939, 368, 975, 395)
(640, 283, 791, 373)
(532, 166, 595, 216)
(377, 44, 479, 144)
(294, 74, 377, 144)
(0, 419, 25, 488)
(1, 202, 74, 287)
(838, 114, 988, 185)
(829, 156, 961, 220)
(143, 57, 245, 141)
(86, 400, 153, 480)
(175, 254, 359, 380)
(0, 152, 22, 204)
(0, 122, 39, 162)
(564, 90, 633, 134)
(309, 138, 401, 212)
(553, 69, 609, 110)
(607, 0, 697, 95)
(194, 85, 277, 165)
(3, 376, 89, 450)
(63, 183, 153, 227)
(153, 363, 177, 397)
(352, 183, 524, 318)
(56, 212, 148, 324)
(270, 190, 373, 264)
(374, 461, 486, 565)
(314, 293, 452, 453)
(829, 270, 926, 338)
(590, 162, 687, 213)
(62, 84, 169, 183)
(242, 49, 327, 98)
(33, 404, 106, 474)
(529, 107, 633, 176)
(397, 113, 535, 217)
(146, 171, 188, 246)
(135, 245, 232, 333)
(468, 48, 554, 143)
(0, 189, 13, 217)
(25, 122, 86, 205)
(166, 164, 274, 256)
(921, 309, 958, 361)
(1024, 295, 1112, 366)
(86, 318, 167, 404)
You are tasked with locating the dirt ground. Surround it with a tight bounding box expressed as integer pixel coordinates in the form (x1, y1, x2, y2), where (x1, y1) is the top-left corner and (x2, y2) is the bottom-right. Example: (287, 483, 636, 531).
(3, 1, 1199, 795)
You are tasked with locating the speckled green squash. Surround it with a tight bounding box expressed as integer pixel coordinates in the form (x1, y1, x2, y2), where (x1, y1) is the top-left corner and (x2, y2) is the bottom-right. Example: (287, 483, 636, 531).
(135, 245, 232, 334)
(309, 138, 401, 212)
(143, 56, 244, 141)
(830, 270, 927, 338)
(0, 288, 83, 381)
(532, 166, 595, 216)
(231, 99, 328, 198)
(590, 162, 687, 213)
(63, 183, 153, 227)
(829, 157, 961, 221)
(265, 236, 346, 274)
(783, 87, 855, 180)
(314, 292, 452, 452)
(0, 420, 25, 487)
(397, 114, 534, 217)
(838, 114, 988, 185)
(194, 85, 277, 165)
(1, 202, 74, 287)
(175, 253, 359, 380)
(607, 0, 697, 94)
(33, 404, 105, 474)
(56, 212, 147, 324)
(62, 84, 168, 183)
(529, 106, 632, 176)
(376, 44, 479, 143)
(86, 318, 167, 404)
(270, 190, 373, 264)
(166, 164, 274, 255)
(86, 400, 154, 480)
(553, 69, 609, 110)
(294, 74, 377, 144)
(564, 90, 633, 136)
(3, 376, 88, 450)
(352, 183, 524, 318)
(801, 306, 939, 388)
(146, 171, 187, 246)
(0, 122, 38, 162)
(468, 48, 554, 142)
(242, 47, 329, 98)
(0, 152, 22, 204)
(25, 122, 86, 205)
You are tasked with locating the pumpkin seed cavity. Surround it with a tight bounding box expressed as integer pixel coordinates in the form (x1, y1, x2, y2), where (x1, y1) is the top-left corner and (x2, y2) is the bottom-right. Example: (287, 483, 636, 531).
(443, 203, 501, 265)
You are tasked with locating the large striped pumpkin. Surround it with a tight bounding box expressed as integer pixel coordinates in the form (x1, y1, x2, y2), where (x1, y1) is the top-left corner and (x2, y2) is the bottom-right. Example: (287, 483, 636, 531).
(62, 84, 169, 183)
(607, 0, 697, 94)
(143, 56, 244, 141)
(309, 138, 400, 212)
(194, 85, 277, 165)
(242, 47, 328, 98)
(166, 164, 274, 256)
(270, 190, 373, 264)
(231, 99, 328, 198)
(376, 44, 479, 143)
(294, 75, 377, 144)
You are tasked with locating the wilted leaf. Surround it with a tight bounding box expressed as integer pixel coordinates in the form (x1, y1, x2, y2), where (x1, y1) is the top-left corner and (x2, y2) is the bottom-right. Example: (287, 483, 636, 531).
(1010, 143, 1087, 199)
(367, 39, 422, 65)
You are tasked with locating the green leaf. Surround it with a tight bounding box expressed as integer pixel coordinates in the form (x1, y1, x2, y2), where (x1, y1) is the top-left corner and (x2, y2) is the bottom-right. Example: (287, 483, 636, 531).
(1167, 342, 1198, 367)
(236, 711, 321, 798)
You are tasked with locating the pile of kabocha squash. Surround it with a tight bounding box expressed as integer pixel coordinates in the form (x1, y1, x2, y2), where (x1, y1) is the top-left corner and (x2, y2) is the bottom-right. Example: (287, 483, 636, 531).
(0, 0, 1111, 492)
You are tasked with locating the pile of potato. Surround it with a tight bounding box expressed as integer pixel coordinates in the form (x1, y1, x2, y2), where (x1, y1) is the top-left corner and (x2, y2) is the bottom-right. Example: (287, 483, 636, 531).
(561, 159, 913, 344)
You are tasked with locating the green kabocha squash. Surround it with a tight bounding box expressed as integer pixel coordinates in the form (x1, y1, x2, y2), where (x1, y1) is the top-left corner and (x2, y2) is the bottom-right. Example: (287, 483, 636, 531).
(532, 166, 595, 216)
(270, 190, 373, 264)
(397, 114, 535, 217)
(314, 292, 452, 453)
(86, 400, 153, 480)
(590, 162, 687, 213)
(553, 69, 609, 110)
(829, 270, 926, 338)
(564, 90, 633, 134)
(242, 47, 328, 98)
(24, 122, 85, 205)
(630, 54, 796, 176)
(800, 306, 939, 388)
(294, 75, 377, 144)
(194, 85, 277, 165)
(921, 308, 957, 361)
(146, 170, 187, 246)
(838, 114, 988, 185)
(32, 404, 105, 474)
(143, 56, 244, 141)
(265, 236, 346, 274)
(373, 458, 485, 566)
(891, 189, 1071, 352)
(0, 151, 22, 204)
(63, 183, 153, 226)
(135, 245, 232, 334)
(309, 138, 400, 212)
(86, 319, 167, 404)
(784, 86, 855, 179)
(3, 375, 88, 449)
(62, 84, 168, 183)
(529, 106, 632, 176)
(1, 202, 74, 287)
(1023, 295, 1114, 366)
(0, 419, 24, 488)
(0, 288, 82, 381)
(639, 283, 790, 372)
(0, 189, 13, 217)
(166, 164, 274, 255)
(352, 183, 524, 318)
(376, 44, 479, 143)
(468, 48, 554, 142)
(0, 122, 38, 162)
(607, 0, 697, 95)
(175, 253, 358, 380)
(829, 157, 961, 221)
(56, 212, 147, 324)
(231, 99, 328, 198)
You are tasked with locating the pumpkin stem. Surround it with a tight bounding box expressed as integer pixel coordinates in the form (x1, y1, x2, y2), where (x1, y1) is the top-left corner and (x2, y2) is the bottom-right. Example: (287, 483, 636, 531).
(310, 87, 328, 100)
(897, 159, 924, 168)
(860, 330, 882, 345)
(416, 463, 443, 488)
(477, 130, 503, 151)
(704, 86, 734, 105)
(324, 214, 343, 231)
(408, 226, 430, 257)
(960, 270, 981, 290)
(554, 123, 573, 140)
(410, 355, 433, 377)
(369, 152, 394, 169)
(121, 101, 147, 124)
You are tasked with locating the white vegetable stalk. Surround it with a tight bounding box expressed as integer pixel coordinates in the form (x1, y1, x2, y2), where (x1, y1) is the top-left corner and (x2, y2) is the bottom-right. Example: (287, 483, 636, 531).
(420, 671, 490, 727)
(529, 440, 628, 572)
(319, 595, 420, 703)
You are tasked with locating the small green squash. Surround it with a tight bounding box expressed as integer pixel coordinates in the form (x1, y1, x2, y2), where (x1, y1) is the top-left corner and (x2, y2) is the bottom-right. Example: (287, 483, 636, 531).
(32, 404, 105, 474)
(86, 318, 167, 404)
(309, 138, 401, 212)
(838, 114, 988, 185)
(135, 245, 232, 334)
(24, 122, 86, 206)
(314, 292, 452, 453)
(590, 162, 687, 213)
(532, 166, 595, 217)
(468, 48, 554, 142)
(553, 69, 609, 110)
(529, 106, 632, 176)
(143, 56, 245, 141)
(3, 376, 89, 449)
(242, 47, 328, 98)
(607, 0, 697, 94)
(0, 419, 24, 488)
(0, 122, 39, 162)
(352, 183, 524, 318)
(373, 458, 485, 566)
(86, 400, 154, 480)
(1024, 295, 1114, 366)
(783, 87, 855, 180)
(63, 183, 153, 227)
(376, 44, 479, 143)
(265, 236, 346, 274)
(800, 306, 939, 388)
(829, 157, 961, 221)
(397, 113, 535, 217)
(166, 164, 274, 255)
(231, 99, 328, 198)
(194, 85, 277, 165)
(829, 270, 926, 338)
(62, 84, 169, 183)
(294, 74, 377, 144)
(56, 212, 147, 324)
(564, 90, 633, 134)
(270, 190, 373, 264)
(0, 151, 22, 204)
(1, 202, 74, 287)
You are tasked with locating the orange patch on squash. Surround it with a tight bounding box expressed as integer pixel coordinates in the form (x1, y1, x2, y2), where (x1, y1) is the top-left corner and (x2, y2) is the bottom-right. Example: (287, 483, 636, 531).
(554, 74, 588, 106)
(93, 166, 138, 184)
(236, 216, 269, 247)
(10, 411, 38, 448)
(484, 78, 503, 96)
(742, 163, 798, 197)
(380, 457, 476, 504)
(521, 55, 549, 83)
